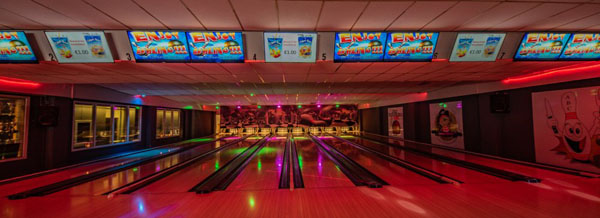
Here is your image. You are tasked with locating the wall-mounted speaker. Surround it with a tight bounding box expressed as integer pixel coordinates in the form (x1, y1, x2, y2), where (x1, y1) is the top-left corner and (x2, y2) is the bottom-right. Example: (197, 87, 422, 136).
(490, 93, 510, 113)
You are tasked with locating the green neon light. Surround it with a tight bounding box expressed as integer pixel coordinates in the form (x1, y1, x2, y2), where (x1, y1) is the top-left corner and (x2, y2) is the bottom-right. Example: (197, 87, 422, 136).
(183, 105, 193, 109)
(189, 138, 213, 142)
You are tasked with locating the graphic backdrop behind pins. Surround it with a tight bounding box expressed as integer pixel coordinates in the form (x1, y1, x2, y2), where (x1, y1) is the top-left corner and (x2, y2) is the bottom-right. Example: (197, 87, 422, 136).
(429, 101, 464, 149)
(532, 86, 600, 173)
(219, 105, 357, 128)
(388, 107, 403, 138)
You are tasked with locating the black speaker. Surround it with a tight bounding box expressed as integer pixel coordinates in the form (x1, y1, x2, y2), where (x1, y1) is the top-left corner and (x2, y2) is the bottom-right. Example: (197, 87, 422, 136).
(38, 106, 59, 126)
(490, 93, 510, 113)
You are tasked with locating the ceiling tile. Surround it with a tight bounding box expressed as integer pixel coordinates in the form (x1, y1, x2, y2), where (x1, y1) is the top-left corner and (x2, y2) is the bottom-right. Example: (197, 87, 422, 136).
(316, 1, 368, 31)
(278, 1, 322, 30)
(387, 1, 457, 31)
(352, 1, 412, 31)
(182, 0, 241, 30)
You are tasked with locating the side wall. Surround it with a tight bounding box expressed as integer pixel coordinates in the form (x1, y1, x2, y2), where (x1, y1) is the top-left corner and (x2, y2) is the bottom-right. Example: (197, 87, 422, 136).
(360, 77, 600, 163)
(0, 93, 215, 179)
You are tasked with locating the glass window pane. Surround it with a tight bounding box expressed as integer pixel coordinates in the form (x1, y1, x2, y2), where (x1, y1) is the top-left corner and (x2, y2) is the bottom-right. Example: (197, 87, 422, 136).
(1, 96, 27, 160)
(113, 106, 127, 143)
(95, 105, 112, 146)
(165, 110, 173, 137)
(73, 104, 93, 150)
(173, 110, 180, 136)
(129, 107, 140, 141)
(156, 109, 164, 138)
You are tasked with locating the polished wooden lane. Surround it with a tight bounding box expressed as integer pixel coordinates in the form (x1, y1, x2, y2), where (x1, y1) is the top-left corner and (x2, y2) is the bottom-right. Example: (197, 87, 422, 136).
(46, 138, 250, 196)
(227, 137, 285, 191)
(1, 179, 599, 217)
(135, 138, 260, 194)
(329, 137, 507, 184)
(320, 137, 440, 186)
(367, 134, 597, 181)
(0, 137, 218, 196)
(293, 137, 355, 189)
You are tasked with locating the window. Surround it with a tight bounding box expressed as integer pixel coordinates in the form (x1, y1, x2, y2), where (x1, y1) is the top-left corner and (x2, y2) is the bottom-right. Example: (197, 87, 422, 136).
(156, 108, 181, 138)
(0, 95, 28, 162)
(73, 102, 142, 151)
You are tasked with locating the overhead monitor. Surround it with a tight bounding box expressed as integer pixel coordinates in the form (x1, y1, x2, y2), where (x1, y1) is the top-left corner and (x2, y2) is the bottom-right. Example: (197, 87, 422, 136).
(45, 31, 114, 63)
(559, 33, 600, 60)
(450, 33, 505, 62)
(0, 31, 37, 63)
(384, 32, 439, 62)
(264, 32, 317, 63)
(514, 32, 570, 61)
(334, 32, 387, 62)
(187, 31, 244, 63)
(128, 31, 190, 62)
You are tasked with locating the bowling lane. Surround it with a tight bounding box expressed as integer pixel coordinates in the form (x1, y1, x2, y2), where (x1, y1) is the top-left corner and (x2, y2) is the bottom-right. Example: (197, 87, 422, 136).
(293, 137, 355, 189)
(364, 134, 595, 181)
(319, 137, 439, 186)
(135, 137, 264, 193)
(47, 137, 257, 196)
(227, 137, 286, 191)
(334, 136, 507, 184)
(0, 137, 219, 196)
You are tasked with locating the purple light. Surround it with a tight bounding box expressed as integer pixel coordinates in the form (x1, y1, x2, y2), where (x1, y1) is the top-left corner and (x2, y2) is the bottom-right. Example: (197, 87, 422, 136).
(277, 105, 281, 108)
(457, 103, 462, 109)
(237, 105, 241, 109)
(317, 104, 321, 108)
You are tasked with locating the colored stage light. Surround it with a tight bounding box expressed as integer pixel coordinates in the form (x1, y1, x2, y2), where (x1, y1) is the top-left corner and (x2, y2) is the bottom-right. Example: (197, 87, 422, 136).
(237, 105, 241, 109)
(257, 105, 261, 109)
(298, 105, 302, 108)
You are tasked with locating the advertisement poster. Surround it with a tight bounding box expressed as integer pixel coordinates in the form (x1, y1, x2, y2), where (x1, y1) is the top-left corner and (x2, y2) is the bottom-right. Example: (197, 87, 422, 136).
(532, 86, 600, 173)
(560, 33, 600, 60)
(264, 32, 317, 63)
(0, 31, 36, 63)
(388, 107, 403, 138)
(450, 33, 505, 62)
(45, 31, 113, 63)
(334, 32, 386, 62)
(187, 31, 244, 63)
(514, 32, 570, 61)
(128, 31, 190, 62)
(220, 105, 357, 129)
(384, 32, 438, 61)
(429, 101, 464, 149)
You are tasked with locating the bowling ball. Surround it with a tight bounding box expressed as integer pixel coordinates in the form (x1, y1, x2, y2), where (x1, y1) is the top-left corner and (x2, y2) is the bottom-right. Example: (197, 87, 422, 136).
(420, 40, 433, 47)
(368, 40, 382, 48)
(224, 40, 239, 48)
(9, 40, 26, 48)
(168, 40, 183, 48)
(552, 40, 563, 47)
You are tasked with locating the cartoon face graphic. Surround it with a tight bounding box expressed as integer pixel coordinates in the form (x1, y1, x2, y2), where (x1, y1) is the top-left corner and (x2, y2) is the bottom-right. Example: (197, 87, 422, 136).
(560, 92, 592, 161)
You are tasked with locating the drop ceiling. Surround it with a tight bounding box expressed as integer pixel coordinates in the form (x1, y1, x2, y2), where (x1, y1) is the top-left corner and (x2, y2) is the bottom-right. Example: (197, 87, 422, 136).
(1, 0, 599, 106)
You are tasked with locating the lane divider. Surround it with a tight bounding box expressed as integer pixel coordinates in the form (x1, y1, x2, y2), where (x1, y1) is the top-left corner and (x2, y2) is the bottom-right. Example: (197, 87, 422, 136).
(278, 136, 291, 189)
(7, 135, 246, 200)
(0, 135, 221, 186)
(352, 134, 541, 183)
(361, 132, 600, 179)
(290, 137, 304, 189)
(327, 134, 462, 185)
(310, 135, 388, 188)
(104, 135, 254, 196)
(190, 135, 270, 194)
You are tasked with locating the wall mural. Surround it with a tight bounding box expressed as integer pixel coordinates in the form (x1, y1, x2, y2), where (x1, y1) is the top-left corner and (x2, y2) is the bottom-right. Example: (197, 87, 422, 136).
(532, 86, 600, 173)
(388, 107, 403, 138)
(219, 105, 358, 128)
(429, 101, 464, 149)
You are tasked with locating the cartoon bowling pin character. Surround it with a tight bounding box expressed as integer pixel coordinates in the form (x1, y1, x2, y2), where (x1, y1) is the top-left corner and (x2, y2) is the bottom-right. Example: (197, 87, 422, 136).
(546, 92, 593, 161)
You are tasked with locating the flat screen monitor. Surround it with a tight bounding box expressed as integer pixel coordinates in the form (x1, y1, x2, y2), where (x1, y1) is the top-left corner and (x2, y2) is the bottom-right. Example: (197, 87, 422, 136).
(264, 32, 317, 63)
(559, 33, 600, 60)
(384, 32, 439, 62)
(45, 31, 114, 63)
(334, 32, 387, 62)
(187, 31, 244, 63)
(450, 33, 505, 62)
(128, 31, 190, 63)
(514, 32, 570, 61)
(0, 31, 37, 63)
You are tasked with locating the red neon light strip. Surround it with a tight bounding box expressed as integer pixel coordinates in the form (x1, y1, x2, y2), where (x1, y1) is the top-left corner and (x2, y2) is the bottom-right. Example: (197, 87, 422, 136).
(502, 63, 600, 84)
(0, 77, 40, 87)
